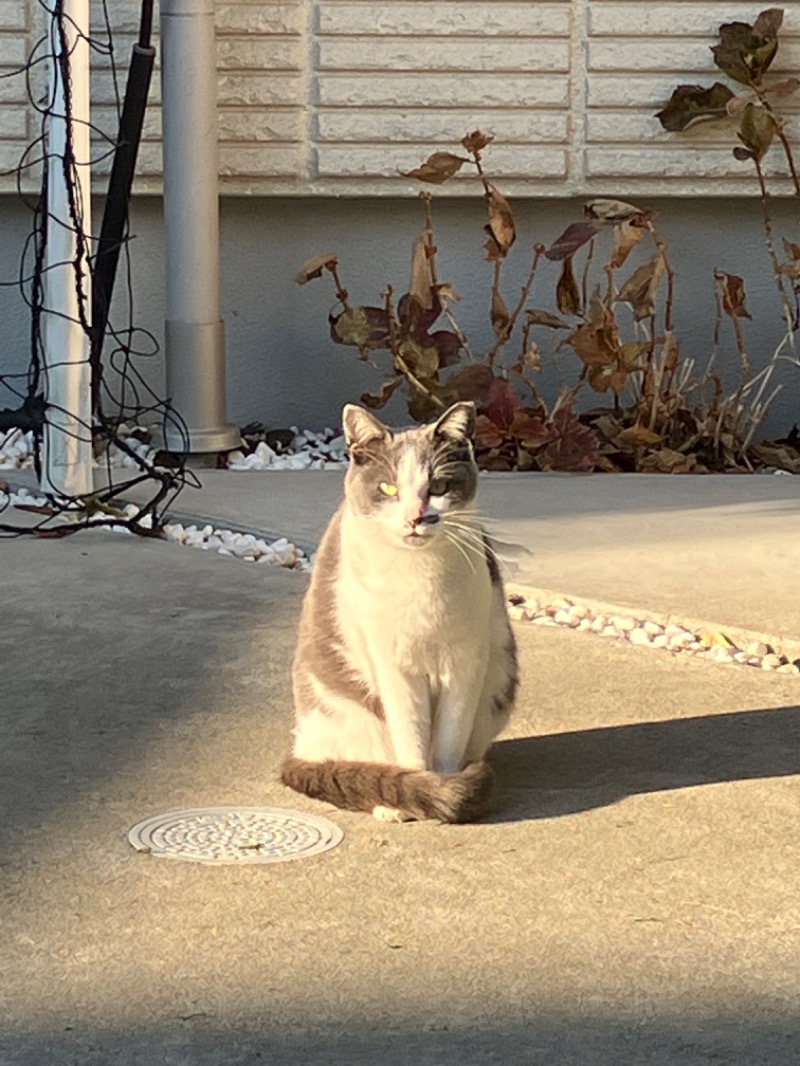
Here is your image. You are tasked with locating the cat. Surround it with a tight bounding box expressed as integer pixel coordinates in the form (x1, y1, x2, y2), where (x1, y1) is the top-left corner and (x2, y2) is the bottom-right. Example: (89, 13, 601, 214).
(280, 400, 517, 823)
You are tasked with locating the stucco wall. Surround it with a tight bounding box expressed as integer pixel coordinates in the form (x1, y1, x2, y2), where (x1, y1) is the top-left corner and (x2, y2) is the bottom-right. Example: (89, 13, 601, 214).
(2, 192, 798, 436)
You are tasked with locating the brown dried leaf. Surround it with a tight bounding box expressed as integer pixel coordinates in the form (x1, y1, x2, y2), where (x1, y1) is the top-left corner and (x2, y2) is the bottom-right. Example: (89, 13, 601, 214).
(295, 252, 337, 285)
(434, 282, 460, 303)
(753, 7, 784, 40)
(510, 409, 550, 445)
(483, 231, 504, 262)
(398, 337, 439, 380)
(539, 406, 600, 472)
(617, 423, 663, 448)
(737, 102, 776, 162)
(617, 255, 665, 321)
(545, 221, 598, 261)
(525, 309, 570, 329)
(640, 448, 698, 474)
(360, 378, 403, 410)
(491, 288, 511, 339)
(329, 306, 391, 356)
(461, 130, 494, 154)
(566, 321, 620, 368)
(442, 364, 495, 405)
(585, 198, 651, 224)
(485, 183, 516, 255)
(656, 83, 736, 132)
(408, 234, 434, 310)
(716, 271, 752, 319)
(767, 76, 800, 98)
(482, 377, 520, 431)
(556, 258, 581, 316)
(521, 342, 542, 372)
(475, 414, 506, 449)
(403, 151, 467, 184)
(610, 219, 646, 269)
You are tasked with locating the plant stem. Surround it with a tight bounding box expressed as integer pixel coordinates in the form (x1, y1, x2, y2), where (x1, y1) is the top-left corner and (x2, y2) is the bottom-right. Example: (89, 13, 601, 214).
(753, 155, 797, 330)
(327, 262, 350, 310)
(753, 85, 800, 197)
(486, 245, 543, 365)
(419, 191, 473, 358)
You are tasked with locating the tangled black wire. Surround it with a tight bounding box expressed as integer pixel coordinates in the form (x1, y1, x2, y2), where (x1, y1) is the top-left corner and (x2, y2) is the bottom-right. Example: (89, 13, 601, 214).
(0, 0, 198, 539)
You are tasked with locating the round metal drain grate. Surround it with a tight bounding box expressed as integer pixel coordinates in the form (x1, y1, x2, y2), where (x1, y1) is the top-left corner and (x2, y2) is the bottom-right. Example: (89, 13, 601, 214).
(128, 806, 344, 865)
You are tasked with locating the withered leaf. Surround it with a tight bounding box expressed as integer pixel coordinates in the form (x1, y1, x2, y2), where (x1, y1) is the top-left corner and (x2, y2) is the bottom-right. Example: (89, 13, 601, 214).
(408, 234, 434, 310)
(397, 291, 442, 336)
(737, 102, 776, 162)
(475, 414, 506, 449)
(711, 18, 779, 86)
(656, 82, 736, 132)
(545, 221, 598, 261)
(482, 376, 520, 432)
(617, 255, 665, 321)
(295, 252, 337, 285)
(585, 198, 651, 224)
(753, 7, 784, 40)
(485, 183, 516, 255)
(556, 257, 581, 316)
(588, 365, 625, 393)
(767, 76, 800, 98)
(782, 237, 800, 260)
(525, 309, 570, 329)
(361, 377, 403, 410)
(483, 231, 504, 262)
(619, 340, 648, 369)
(510, 409, 550, 446)
(429, 329, 462, 367)
(610, 219, 646, 269)
(716, 271, 752, 319)
(521, 342, 542, 372)
(434, 282, 460, 303)
(329, 306, 391, 356)
(617, 423, 663, 448)
(403, 151, 468, 184)
(491, 288, 511, 339)
(461, 130, 494, 154)
(567, 322, 620, 368)
(539, 405, 600, 472)
(442, 364, 495, 405)
(640, 447, 698, 474)
(397, 337, 440, 380)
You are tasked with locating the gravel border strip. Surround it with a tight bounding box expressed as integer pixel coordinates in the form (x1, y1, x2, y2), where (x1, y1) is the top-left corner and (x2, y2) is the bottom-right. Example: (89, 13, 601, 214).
(505, 583, 800, 676)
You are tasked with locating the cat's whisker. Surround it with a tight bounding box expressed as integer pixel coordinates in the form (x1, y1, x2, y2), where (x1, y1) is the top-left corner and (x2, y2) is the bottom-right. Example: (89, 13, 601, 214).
(442, 527, 477, 574)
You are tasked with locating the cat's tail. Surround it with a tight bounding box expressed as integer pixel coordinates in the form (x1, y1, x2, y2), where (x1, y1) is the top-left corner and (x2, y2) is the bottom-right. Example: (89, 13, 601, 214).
(280, 757, 495, 823)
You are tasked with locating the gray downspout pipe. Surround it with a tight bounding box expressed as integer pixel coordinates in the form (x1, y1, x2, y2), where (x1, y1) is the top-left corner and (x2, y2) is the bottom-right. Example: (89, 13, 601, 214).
(160, 0, 239, 453)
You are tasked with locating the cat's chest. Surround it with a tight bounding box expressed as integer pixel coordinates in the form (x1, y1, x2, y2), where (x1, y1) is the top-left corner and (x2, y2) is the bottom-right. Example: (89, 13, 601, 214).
(337, 550, 490, 673)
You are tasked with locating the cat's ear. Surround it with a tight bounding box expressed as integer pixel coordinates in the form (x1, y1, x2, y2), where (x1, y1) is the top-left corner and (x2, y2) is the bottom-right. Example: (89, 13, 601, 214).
(342, 404, 390, 449)
(433, 401, 476, 442)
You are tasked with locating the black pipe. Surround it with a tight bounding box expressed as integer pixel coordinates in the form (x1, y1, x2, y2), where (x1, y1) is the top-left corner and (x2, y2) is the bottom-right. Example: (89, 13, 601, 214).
(90, 0, 156, 415)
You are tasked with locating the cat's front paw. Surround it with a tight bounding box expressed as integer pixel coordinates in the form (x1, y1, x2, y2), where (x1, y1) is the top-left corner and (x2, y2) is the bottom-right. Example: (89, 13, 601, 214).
(372, 805, 415, 823)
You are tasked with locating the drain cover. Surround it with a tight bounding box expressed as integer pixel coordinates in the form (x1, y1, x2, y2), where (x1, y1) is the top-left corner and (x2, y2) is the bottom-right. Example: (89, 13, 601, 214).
(128, 806, 343, 865)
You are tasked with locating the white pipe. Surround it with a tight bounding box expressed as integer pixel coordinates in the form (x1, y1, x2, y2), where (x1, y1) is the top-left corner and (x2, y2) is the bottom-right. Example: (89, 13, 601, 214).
(160, 0, 239, 453)
(41, 0, 93, 498)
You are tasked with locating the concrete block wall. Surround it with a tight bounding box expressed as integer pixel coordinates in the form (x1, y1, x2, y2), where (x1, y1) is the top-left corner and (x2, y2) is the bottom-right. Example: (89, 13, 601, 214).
(2, 0, 798, 196)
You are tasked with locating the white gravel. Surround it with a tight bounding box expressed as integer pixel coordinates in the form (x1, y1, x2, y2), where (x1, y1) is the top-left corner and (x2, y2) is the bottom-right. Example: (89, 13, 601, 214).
(507, 593, 800, 675)
(3, 427, 798, 675)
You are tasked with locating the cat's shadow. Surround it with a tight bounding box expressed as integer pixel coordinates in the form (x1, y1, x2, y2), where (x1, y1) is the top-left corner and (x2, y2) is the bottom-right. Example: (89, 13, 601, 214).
(488, 703, 800, 822)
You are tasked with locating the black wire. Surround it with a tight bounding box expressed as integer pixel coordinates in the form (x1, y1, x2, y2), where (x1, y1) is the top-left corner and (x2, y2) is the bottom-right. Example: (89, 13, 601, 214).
(0, 0, 193, 539)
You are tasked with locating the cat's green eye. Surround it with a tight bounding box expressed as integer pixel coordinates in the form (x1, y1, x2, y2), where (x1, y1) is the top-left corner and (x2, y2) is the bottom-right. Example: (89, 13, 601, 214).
(379, 481, 398, 497)
(429, 477, 450, 496)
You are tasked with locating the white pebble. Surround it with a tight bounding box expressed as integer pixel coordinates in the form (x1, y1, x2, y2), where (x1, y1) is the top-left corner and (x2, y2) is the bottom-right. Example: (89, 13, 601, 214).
(761, 654, 783, 671)
(746, 641, 772, 657)
(611, 615, 636, 632)
(628, 628, 651, 646)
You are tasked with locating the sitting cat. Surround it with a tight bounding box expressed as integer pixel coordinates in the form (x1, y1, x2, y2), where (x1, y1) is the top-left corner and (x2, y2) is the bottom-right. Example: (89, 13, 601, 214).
(281, 401, 517, 822)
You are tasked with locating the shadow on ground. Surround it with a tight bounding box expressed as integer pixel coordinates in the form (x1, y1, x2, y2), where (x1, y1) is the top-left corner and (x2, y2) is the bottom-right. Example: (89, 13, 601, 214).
(4, 1014, 800, 1066)
(492, 704, 800, 821)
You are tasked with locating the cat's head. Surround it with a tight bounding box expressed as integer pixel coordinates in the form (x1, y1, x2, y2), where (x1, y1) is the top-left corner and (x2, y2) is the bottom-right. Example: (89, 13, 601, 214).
(342, 402, 479, 548)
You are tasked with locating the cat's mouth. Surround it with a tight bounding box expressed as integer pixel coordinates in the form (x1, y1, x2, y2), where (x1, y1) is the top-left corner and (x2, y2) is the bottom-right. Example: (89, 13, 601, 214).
(403, 530, 433, 547)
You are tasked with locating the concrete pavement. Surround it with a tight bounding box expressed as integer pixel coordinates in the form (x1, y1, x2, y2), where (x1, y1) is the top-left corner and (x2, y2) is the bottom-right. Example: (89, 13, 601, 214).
(1, 469, 800, 1065)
